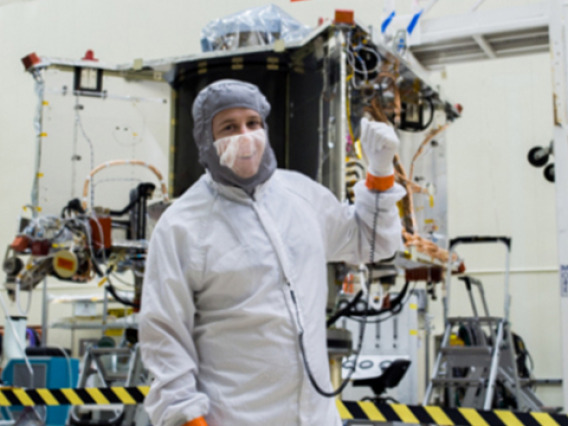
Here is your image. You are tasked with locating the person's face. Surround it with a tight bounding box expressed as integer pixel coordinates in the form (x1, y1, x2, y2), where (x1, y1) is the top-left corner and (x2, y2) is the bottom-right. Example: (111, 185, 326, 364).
(212, 108, 266, 179)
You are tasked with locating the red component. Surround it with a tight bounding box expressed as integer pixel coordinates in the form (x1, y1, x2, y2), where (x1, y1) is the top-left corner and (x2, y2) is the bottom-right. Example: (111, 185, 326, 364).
(30, 239, 51, 256)
(10, 235, 30, 252)
(89, 216, 112, 250)
(405, 267, 443, 283)
(455, 103, 463, 114)
(21, 53, 41, 71)
(318, 17, 324, 26)
(56, 257, 75, 271)
(82, 50, 98, 61)
(381, 293, 391, 309)
(334, 9, 354, 25)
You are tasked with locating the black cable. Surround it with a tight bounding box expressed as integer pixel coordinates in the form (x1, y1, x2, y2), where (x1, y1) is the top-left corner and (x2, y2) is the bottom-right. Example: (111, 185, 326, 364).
(347, 282, 418, 324)
(296, 191, 381, 397)
(90, 257, 104, 278)
(350, 281, 415, 321)
(61, 198, 85, 218)
(326, 290, 363, 328)
(108, 197, 140, 217)
(354, 279, 411, 317)
(328, 279, 411, 327)
(422, 98, 435, 130)
(105, 276, 139, 309)
(108, 183, 154, 216)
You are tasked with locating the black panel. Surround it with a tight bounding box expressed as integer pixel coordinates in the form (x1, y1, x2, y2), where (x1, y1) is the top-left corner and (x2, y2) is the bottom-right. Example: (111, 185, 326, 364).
(288, 68, 323, 179)
(170, 48, 329, 197)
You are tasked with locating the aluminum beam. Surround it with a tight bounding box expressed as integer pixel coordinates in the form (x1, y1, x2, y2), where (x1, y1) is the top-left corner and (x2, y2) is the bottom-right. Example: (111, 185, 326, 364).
(473, 34, 496, 59)
(548, 0, 568, 411)
(407, 2, 550, 69)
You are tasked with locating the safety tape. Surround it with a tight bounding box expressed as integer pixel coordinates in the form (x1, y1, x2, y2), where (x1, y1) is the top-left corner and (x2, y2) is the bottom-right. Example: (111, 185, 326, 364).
(1, 387, 566, 426)
(0, 386, 148, 406)
(336, 400, 568, 426)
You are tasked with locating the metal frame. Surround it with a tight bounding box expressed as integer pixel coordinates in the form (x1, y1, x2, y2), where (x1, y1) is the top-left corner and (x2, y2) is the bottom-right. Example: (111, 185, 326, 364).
(548, 0, 568, 412)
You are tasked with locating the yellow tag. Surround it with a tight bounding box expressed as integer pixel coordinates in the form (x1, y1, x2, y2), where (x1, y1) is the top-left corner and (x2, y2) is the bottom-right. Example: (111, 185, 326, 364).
(409, 329, 418, 336)
(429, 195, 434, 208)
(396, 201, 405, 218)
(409, 303, 417, 310)
(37, 173, 44, 178)
(413, 78, 421, 93)
(98, 276, 108, 287)
(354, 139, 363, 159)
(42, 101, 49, 106)
(40, 132, 48, 137)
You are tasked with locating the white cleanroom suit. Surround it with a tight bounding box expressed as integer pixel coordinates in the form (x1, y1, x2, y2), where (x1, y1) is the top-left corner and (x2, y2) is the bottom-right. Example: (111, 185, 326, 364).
(139, 169, 405, 426)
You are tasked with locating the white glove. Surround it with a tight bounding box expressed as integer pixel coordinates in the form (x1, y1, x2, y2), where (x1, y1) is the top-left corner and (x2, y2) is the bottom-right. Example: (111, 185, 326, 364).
(360, 117, 399, 177)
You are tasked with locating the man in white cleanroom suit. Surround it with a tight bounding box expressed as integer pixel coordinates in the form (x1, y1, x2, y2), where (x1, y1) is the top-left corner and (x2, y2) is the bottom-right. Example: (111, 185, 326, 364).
(139, 79, 406, 426)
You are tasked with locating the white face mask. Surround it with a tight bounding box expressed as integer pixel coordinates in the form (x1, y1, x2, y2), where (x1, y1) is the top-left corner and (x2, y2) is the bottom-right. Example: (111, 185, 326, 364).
(213, 128, 267, 179)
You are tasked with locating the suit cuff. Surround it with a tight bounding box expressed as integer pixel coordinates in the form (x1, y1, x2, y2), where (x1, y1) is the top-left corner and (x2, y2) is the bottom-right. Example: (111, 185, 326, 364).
(183, 417, 208, 426)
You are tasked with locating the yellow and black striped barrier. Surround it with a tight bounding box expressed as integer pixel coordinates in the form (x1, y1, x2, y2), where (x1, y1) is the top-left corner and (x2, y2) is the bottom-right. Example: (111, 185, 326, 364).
(2, 386, 567, 425)
(0, 386, 149, 407)
(337, 400, 568, 426)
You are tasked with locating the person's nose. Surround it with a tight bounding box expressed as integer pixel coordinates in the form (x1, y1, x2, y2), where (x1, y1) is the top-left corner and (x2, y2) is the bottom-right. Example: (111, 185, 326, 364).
(236, 122, 251, 135)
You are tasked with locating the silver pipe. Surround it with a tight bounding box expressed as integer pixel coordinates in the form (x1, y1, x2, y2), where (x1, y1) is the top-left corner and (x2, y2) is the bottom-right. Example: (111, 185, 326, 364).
(41, 278, 48, 346)
(484, 320, 504, 409)
(504, 247, 512, 321)
(31, 71, 45, 218)
(423, 323, 451, 405)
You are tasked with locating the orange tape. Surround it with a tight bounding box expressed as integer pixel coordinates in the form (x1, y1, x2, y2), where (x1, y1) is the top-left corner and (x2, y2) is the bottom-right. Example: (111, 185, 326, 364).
(183, 417, 208, 426)
(365, 173, 395, 191)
